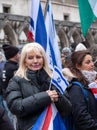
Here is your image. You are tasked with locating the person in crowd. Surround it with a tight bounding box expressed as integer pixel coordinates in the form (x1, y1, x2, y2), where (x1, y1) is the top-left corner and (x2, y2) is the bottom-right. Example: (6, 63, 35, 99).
(62, 50, 97, 130)
(0, 52, 6, 71)
(75, 42, 87, 52)
(2, 44, 20, 97)
(89, 44, 97, 71)
(62, 47, 72, 67)
(6, 42, 72, 130)
(61, 52, 66, 68)
(70, 42, 78, 52)
(70, 41, 88, 53)
(0, 104, 15, 130)
(0, 52, 6, 106)
(1, 44, 21, 129)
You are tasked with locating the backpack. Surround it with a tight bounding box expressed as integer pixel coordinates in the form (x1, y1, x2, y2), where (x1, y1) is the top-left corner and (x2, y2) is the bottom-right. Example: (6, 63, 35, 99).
(63, 81, 88, 130)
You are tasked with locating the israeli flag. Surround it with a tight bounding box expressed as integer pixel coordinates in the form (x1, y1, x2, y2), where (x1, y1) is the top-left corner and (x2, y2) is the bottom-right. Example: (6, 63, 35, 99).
(28, 0, 47, 50)
(51, 66, 69, 94)
(45, 1, 62, 69)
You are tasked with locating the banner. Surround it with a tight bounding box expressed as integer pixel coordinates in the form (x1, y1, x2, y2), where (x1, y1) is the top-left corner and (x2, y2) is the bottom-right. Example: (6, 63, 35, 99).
(78, 0, 97, 37)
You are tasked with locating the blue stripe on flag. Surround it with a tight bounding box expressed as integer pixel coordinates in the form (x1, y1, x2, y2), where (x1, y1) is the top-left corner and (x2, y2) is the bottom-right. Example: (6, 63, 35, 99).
(51, 66, 69, 94)
(54, 67, 69, 86)
(30, 18, 34, 30)
(49, 39, 57, 66)
(51, 15, 55, 36)
(35, 4, 47, 51)
(45, 1, 62, 69)
(53, 112, 66, 130)
(32, 108, 47, 130)
(47, 3, 50, 12)
(52, 79, 64, 94)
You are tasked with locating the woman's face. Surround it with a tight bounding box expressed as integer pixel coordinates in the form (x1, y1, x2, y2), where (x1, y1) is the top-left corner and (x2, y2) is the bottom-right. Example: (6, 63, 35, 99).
(25, 51, 43, 71)
(77, 54, 94, 71)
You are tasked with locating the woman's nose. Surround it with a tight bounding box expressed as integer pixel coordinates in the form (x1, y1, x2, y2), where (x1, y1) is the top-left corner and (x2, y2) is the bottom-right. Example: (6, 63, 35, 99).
(33, 58, 38, 62)
(91, 61, 94, 67)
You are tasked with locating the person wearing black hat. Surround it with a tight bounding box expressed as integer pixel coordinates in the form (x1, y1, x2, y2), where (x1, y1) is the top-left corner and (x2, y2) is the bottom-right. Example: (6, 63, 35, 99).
(2, 44, 20, 97)
(0, 44, 21, 129)
(2, 44, 20, 61)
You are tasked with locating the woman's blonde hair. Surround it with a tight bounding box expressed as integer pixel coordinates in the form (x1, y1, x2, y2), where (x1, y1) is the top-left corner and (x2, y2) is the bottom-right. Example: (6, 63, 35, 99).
(15, 42, 52, 78)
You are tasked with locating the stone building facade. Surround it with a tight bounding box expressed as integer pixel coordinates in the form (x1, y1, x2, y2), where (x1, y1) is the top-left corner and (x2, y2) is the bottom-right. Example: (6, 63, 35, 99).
(0, 0, 97, 53)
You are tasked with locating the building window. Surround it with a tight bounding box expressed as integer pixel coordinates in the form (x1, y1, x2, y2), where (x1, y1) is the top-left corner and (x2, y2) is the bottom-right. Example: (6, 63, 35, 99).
(3, 4, 11, 13)
(64, 14, 69, 21)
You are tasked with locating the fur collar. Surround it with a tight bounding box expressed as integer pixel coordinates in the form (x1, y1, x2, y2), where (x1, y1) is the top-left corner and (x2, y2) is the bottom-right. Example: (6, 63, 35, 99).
(62, 68, 76, 82)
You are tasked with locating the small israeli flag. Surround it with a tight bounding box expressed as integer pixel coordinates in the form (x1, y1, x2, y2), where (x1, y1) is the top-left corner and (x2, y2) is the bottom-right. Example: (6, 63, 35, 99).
(51, 66, 69, 94)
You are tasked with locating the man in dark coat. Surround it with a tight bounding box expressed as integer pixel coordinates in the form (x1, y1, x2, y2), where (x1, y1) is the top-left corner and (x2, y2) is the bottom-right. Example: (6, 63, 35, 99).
(1, 44, 20, 129)
(2, 44, 20, 98)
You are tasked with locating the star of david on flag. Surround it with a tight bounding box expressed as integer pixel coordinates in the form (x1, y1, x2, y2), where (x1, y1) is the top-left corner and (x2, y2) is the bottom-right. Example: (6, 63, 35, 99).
(51, 66, 69, 94)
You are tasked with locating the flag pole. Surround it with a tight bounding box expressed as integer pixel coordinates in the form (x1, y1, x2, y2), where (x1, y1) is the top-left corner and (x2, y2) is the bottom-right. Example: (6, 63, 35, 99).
(44, 0, 50, 19)
(49, 66, 54, 90)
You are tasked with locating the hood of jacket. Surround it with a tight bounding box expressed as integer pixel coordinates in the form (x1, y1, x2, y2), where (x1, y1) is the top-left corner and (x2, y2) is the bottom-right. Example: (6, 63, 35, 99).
(62, 68, 76, 82)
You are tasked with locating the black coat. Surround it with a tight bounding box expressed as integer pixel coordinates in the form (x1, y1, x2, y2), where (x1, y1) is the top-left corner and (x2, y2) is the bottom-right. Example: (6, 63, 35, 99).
(0, 105, 14, 130)
(1, 60, 18, 98)
(68, 80, 97, 130)
(6, 68, 72, 130)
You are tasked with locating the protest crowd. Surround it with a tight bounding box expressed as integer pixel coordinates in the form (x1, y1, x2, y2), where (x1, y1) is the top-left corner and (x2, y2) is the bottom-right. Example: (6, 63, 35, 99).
(0, 0, 97, 130)
(0, 41, 97, 130)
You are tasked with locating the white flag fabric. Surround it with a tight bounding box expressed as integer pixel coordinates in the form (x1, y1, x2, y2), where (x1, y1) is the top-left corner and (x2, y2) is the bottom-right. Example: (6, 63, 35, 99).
(32, 103, 66, 130)
(28, 0, 62, 70)
(51, 66, 69, 94)
(89, 82, 97, 99)
(28, 0, 47, 50)
(45, 1, 62, 69)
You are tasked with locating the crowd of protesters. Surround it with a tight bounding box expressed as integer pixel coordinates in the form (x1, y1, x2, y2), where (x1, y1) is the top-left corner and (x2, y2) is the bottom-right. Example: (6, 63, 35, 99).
(0, 41, 97, 130)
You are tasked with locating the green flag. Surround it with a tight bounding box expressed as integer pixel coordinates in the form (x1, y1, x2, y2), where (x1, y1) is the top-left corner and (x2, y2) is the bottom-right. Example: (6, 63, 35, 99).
(78, 0, 97, 37)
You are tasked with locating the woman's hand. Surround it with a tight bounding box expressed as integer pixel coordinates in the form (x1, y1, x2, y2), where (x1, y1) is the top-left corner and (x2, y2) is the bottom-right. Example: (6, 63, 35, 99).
(46, 90, 58, 102)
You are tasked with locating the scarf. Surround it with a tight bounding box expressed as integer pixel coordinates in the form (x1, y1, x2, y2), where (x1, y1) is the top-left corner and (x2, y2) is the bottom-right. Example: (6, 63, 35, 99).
(81, 70, 97, 99)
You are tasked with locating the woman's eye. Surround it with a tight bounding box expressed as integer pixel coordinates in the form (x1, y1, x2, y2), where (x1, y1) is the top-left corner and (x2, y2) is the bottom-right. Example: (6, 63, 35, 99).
(27, 56, 42, 59)
(85, 60, 93, 64)
(36, 56, 42, 59)
(28, 56, 33, 59)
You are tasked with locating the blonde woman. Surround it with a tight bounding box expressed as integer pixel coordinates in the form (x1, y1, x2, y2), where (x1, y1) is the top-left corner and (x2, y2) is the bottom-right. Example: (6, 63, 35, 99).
(6, 42, 71, 130)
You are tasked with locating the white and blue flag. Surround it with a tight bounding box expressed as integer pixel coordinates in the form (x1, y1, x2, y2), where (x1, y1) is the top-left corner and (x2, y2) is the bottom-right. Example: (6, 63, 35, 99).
(28, 0, 62, 70)
(28, 0, 47, 50)
(45, 1, 62, 69)
(51, 66, 69, 94)
(28, 1, 66, 130)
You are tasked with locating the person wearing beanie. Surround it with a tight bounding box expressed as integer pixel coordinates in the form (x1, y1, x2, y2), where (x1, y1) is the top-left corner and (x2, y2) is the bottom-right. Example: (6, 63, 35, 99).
(75, 43, 87, 52)
(0, 44, 21, 130)
(1, 44, 20, 93)
(62, 47, 72, 67)
(2, 44, 19, 60)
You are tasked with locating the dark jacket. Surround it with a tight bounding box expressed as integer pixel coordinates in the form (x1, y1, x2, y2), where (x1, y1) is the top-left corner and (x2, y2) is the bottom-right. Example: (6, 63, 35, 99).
(0, 105, 14, 130)
(1, 60, 18, 98)
(62, 68, 97, 130)
(6, 68, 72, 130)
(0, 60, 6, 95)
(68, 79, 97, 130)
